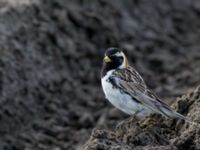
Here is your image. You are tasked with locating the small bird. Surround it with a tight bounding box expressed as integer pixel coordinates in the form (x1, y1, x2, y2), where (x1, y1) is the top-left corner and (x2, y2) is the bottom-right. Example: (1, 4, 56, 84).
(101, 48, 193, 124)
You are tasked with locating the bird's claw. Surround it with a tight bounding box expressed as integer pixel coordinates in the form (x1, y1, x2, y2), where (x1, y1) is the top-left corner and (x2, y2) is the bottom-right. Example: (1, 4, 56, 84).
(115, 116, 138, 129)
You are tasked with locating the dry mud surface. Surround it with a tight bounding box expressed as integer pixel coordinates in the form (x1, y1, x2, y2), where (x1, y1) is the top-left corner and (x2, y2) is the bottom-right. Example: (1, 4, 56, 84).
(0, 0, 199, 150)
(84, 86, 200, 150)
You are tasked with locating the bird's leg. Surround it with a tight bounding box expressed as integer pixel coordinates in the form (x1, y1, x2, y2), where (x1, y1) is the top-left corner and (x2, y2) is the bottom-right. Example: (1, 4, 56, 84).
(116, 112, 139, 129)
(115, 117, 130, 129)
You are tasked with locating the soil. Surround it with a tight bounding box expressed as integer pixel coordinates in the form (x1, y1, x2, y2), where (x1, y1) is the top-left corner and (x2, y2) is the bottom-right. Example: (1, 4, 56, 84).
(84, 86, 200, 150)
(0, 0, 199, 150)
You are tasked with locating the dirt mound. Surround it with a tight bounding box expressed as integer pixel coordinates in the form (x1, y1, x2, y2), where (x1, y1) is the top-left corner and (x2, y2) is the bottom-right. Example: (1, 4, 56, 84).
(84, 86, 200, 149)
(0, 0, 199, 150)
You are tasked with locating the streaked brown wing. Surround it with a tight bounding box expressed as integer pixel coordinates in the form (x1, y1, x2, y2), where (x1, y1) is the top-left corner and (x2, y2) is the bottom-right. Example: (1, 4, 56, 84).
(146, 89, 172, 111)
(112, 66, 173, 116)
(112, 66, 147, 95)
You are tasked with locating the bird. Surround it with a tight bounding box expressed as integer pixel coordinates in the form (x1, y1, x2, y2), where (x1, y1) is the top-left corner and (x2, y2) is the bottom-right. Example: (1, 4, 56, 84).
(101, 47, 194, 124)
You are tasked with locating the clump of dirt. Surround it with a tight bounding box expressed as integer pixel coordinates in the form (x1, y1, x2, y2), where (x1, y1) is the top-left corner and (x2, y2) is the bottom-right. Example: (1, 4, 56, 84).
(0, 0, 199, 150)
(84, 86, 200, 149)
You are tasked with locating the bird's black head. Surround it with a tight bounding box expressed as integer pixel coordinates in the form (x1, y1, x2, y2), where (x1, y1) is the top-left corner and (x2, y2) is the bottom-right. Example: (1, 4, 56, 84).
(101, 48, 128, 77)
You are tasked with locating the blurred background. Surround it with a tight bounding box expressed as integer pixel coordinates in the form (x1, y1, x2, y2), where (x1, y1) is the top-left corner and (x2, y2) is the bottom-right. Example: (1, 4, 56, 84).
(0, 0, 199, 150)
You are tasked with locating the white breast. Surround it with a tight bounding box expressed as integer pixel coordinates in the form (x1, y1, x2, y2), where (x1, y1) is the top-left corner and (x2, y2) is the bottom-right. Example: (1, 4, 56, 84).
(101, 70, 145, 116)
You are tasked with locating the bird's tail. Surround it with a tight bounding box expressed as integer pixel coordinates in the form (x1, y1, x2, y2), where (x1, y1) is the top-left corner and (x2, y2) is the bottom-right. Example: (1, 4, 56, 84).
(165, 109, 198, 126)
(173, 112, 194, 124)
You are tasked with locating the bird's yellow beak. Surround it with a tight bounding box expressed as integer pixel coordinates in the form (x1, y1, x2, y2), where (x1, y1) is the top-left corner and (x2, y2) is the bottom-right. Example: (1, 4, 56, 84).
(104, 56, 111, 63)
